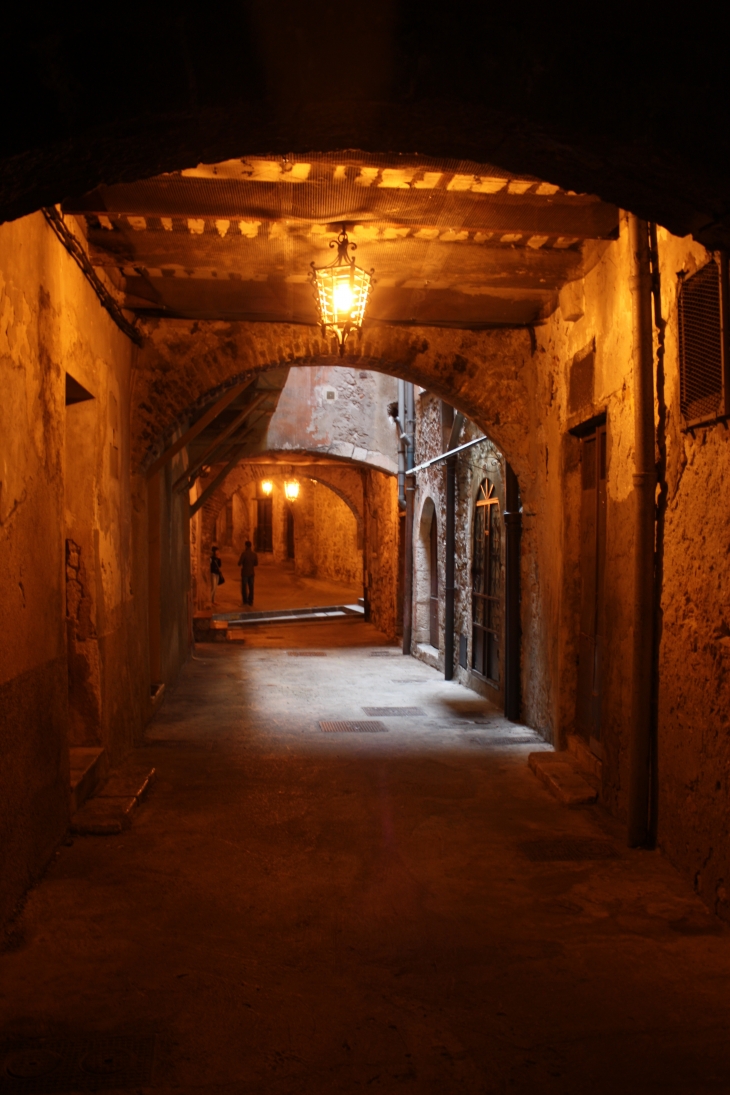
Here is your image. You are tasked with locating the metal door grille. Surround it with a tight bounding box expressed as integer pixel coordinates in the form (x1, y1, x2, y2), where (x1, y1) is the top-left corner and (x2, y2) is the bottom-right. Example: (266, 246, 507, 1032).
(679, 256, 729, 427)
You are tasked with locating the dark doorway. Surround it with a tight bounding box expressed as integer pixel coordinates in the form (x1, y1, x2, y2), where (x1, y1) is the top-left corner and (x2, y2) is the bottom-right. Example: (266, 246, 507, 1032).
(576, 422, 607, 750)
(255, 497, 273, 553)
(286, 506, 295, 560)
(429, 511, 439, 648)
(472, 478, 501, 683)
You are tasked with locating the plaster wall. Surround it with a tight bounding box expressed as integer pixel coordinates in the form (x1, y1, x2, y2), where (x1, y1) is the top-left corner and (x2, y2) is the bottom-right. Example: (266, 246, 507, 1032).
(263, 365, 399, 473)
(0, 212, 148, 928)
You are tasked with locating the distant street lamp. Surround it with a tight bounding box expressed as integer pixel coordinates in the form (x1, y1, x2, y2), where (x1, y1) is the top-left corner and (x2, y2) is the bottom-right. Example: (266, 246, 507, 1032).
(284, 479, 300, 502)
(309, 226, 374, 356)
(260, 479, 273, 495)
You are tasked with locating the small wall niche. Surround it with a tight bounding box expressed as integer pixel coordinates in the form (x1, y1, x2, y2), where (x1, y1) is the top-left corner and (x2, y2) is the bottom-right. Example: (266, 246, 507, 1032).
(65, 373, 94, 405)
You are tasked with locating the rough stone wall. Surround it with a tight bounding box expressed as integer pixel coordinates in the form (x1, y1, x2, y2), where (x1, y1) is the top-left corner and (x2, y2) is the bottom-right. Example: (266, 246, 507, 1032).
(364, 469, 400, 639)
(411, 395, 505, 703)
(0, 211, 148, 929)
(308, 481, 361, 587)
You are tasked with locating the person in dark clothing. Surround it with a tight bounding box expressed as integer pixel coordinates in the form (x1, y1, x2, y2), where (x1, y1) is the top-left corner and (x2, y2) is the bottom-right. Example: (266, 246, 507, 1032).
(238, 540, 258, 606)
(210, 546, 223, 604)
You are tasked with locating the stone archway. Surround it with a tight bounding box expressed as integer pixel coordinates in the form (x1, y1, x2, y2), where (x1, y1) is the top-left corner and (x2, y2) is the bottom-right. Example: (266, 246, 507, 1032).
(133, 321, 536, 495)
(1, 15, 728, 249)
(134, 321, 553, 727)
(414, 497, 437, 653)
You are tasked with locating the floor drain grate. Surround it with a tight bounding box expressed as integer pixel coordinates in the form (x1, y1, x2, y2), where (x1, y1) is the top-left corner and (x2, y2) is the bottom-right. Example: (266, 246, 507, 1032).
(469, 735, 541, 746)
(320, 720, 388, 733)
(0, 1035, 155, 1094)
(362, 707, 424, 716)
(519, 839, 618, 862)
(287, 651, 327, 657)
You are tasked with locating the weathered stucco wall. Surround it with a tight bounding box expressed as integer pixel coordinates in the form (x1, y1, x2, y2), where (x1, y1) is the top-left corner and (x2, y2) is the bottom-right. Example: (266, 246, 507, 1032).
(264, 365, 398, 473)
(0, 212, 149, 928)
(650, 229, 730, 918)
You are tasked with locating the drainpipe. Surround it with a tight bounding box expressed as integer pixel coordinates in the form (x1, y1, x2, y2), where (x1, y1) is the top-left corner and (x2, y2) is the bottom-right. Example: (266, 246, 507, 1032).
(444, 454, 456, 680)
(627, 213, 656, 848)
(401, 380, 415, 654)
(396, 379, 406, 509)
(503, 463, 522, 721)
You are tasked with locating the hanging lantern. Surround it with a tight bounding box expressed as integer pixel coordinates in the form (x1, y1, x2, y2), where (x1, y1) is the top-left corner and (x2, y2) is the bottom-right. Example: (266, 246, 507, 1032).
(309, 226, 374, 356)
(284, 479, 300, 502)
(260, 479, 273, 496)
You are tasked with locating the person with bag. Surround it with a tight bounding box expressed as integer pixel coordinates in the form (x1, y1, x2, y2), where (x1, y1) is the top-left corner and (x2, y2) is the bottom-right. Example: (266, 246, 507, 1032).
(210, 545, 225, 604)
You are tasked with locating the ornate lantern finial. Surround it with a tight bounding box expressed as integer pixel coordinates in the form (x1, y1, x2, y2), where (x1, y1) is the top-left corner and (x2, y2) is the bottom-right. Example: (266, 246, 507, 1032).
(309, 226, 374, 356)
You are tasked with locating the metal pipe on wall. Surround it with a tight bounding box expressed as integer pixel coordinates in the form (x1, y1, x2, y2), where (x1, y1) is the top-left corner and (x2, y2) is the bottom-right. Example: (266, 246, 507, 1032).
(401, 380, 415, 654)
(627, 213, 657, 847)
(503, 463, 522, 721)
(444, 455, 456, 680)
(402, 474, 415, 654)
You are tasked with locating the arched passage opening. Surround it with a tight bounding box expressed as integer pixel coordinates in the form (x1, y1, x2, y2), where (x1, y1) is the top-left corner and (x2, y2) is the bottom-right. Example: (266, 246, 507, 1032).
(140, 344, 535, 722)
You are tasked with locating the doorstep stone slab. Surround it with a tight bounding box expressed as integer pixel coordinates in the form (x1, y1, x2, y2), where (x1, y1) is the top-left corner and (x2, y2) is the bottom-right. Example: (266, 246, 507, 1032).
(70, 796, 137, 836)
(528, 752, 598, 806)
(96, 767, 156, 801)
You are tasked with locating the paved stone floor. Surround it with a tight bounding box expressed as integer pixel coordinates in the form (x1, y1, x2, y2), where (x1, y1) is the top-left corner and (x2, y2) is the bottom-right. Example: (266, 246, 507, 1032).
(2, 620, 730, 1093)
(211, 554, 361, 613)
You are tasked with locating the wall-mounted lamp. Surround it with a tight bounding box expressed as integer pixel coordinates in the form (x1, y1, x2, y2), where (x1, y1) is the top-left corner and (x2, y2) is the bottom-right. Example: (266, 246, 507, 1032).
(284, 479, 300, 502)
(260, 479, 273, 495)
(309, 226, 374, 356)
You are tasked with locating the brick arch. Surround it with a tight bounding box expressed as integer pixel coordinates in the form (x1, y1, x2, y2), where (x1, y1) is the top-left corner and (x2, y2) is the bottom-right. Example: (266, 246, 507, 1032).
(133, 320, 536, 498)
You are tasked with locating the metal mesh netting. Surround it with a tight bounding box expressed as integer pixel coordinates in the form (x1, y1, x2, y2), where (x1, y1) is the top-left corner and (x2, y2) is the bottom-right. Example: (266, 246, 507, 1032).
(679, 260, 724, 425)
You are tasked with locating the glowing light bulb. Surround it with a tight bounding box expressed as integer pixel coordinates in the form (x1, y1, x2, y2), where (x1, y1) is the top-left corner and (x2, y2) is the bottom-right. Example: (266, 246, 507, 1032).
(284, 479, 300, 501)
(260, 480, 273, 495)
(333, 281, 354, 315)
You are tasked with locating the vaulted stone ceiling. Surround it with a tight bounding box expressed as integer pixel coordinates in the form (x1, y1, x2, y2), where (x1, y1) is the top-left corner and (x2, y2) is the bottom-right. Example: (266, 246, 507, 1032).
(66, 152, 618, 329)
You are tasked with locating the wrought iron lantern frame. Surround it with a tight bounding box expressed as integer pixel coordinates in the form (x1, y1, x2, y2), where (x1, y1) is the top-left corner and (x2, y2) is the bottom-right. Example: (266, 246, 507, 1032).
(309, 226, 374, 356)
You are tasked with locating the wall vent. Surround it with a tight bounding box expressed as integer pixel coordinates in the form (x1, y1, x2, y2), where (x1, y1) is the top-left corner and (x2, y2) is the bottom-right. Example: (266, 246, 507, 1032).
(678, 255, 729, 427)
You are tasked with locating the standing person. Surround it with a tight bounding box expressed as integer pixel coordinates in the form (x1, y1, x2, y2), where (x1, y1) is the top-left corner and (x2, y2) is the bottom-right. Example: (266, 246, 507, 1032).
(238, 540, 258, 607)
(210, 545, 224, 604)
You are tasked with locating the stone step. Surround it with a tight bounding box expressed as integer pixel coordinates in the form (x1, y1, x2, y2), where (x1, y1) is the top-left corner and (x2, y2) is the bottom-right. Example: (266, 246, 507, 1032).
(69, 747, 107, 814)
(528, 751, 598, 806)
(70, 765, 156, 836)
(566, 733, 603, 786)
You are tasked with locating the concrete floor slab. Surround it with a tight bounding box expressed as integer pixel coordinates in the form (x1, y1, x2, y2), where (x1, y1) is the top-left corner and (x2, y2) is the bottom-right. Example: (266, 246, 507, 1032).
(2, 620, 730, 1093)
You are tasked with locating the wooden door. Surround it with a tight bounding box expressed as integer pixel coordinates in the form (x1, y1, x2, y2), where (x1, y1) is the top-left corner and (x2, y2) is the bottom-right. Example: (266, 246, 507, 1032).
(472, 478, 501, 682)
(286, 506, 295, 559)
(429, 511, 439, 648)
(576, 424, 607, 747)
(255, 497, 273, 552)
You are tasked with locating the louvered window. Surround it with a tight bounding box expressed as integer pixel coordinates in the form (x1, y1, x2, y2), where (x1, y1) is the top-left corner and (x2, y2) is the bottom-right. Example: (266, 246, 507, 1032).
(678, 255, 729, 427)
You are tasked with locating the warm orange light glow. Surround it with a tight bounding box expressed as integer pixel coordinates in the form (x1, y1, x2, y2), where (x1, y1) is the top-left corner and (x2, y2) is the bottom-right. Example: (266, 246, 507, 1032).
(284, 479, 300, 501)
(333, 279, 354, 316)
(309, 227, 374, 356)
(260, 479, 273, 495)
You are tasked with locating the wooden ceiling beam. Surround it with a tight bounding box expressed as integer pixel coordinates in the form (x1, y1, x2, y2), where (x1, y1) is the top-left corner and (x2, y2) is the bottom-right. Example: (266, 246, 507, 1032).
(146, 380, 251, 479)
(172, 390, 270, 491)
